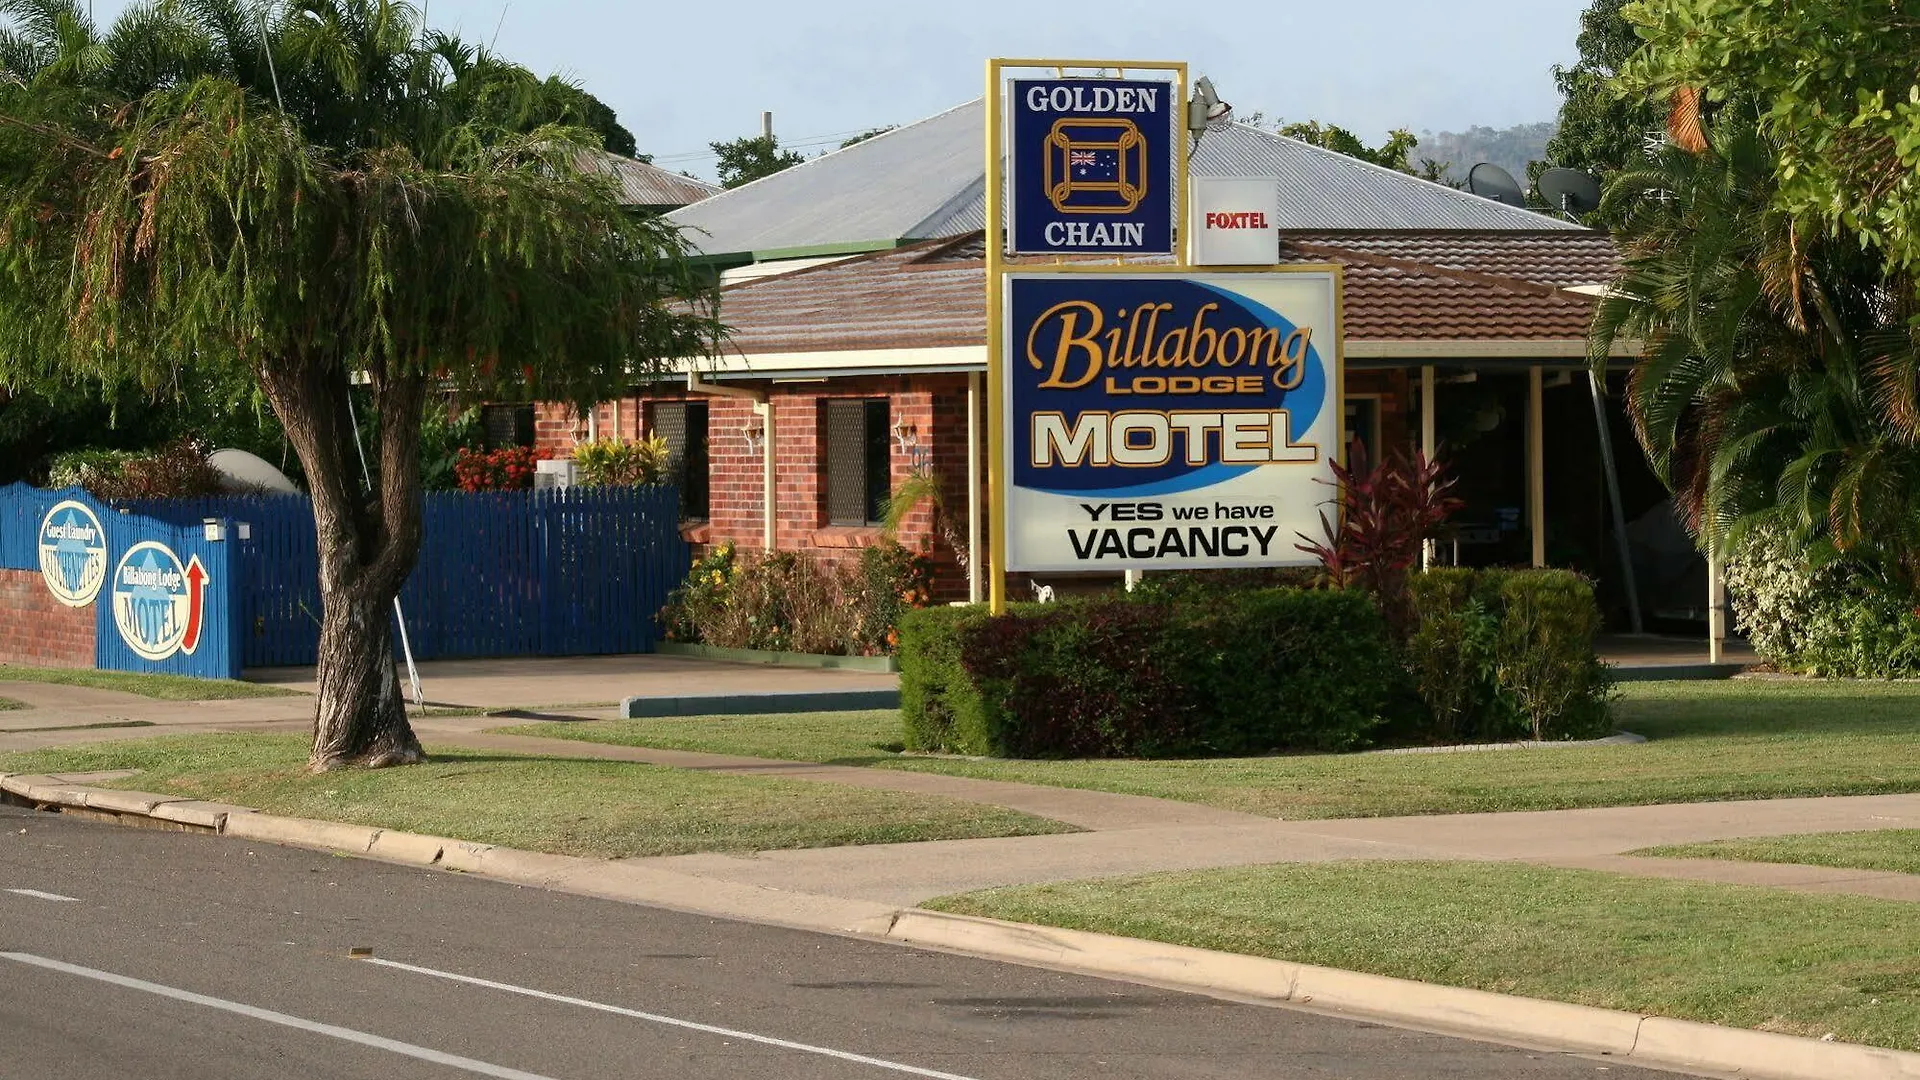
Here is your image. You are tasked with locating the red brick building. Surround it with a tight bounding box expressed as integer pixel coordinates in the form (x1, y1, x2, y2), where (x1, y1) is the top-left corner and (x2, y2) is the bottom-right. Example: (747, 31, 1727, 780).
(519, 105, 1672, 622)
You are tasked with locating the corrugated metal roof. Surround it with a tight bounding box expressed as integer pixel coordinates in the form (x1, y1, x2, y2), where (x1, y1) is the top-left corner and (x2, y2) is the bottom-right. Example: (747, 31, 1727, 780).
(1192, 125, 1580, 231)
(583, 151, 720, 209)
(669, 99, 1575, 259)
(669, 102, 985, 258)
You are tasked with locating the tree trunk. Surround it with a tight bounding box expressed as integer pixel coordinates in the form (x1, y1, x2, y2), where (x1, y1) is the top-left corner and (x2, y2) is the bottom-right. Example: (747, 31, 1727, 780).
(311, 580, 423, 768)
(258, 355, 429, 772)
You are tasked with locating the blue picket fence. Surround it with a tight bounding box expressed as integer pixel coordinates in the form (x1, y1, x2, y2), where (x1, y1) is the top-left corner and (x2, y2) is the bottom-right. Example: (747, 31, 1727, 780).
(2, 484, 687, 673)
(117, 486, 688, 668)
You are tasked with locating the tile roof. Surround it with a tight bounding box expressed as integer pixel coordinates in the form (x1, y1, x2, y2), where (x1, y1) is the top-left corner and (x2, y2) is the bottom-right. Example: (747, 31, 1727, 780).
(669, 100, 1578, 260)
(712, 230, 1607, 358)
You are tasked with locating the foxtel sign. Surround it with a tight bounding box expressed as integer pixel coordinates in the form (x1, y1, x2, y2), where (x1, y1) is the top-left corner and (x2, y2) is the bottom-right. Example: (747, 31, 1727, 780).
(1002, 270, 1342, 572)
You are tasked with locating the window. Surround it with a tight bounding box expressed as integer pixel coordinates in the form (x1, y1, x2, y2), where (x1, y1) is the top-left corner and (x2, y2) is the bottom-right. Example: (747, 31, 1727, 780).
(651, 401, 710, 520)
(824, 398, 890, 526)
(1344, 396, 1383, 467)
(482, 404, 534, 450)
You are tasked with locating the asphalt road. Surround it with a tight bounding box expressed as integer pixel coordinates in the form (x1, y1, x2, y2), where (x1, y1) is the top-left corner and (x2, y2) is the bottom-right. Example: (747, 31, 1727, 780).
(0, 803, 1695, 1080)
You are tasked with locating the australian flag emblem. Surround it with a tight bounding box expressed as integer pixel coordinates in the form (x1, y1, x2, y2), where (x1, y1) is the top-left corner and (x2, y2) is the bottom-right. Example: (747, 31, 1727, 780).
(1044, 118, 1148, 213)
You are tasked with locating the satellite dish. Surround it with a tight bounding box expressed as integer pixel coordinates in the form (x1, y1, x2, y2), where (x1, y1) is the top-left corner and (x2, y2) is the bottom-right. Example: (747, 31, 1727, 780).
(1466, 163, 1525, 208)
(207, 448, 300, 494)
(1538, 167, 1602, 218)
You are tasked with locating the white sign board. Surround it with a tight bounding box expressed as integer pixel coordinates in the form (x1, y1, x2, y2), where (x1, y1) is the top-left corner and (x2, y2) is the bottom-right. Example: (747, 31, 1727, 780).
(1002, 268, 1342, 572)
(1188, 177, 1280, 266)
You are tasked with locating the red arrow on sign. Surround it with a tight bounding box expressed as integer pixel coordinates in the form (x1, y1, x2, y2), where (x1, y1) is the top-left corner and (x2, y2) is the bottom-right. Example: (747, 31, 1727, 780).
(181, 555, 208, 655)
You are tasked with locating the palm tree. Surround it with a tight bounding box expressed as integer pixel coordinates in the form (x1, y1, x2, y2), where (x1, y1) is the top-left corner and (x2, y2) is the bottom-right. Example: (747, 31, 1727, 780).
(1589, 116, 1920, 583)
(0, 0, 715, 768)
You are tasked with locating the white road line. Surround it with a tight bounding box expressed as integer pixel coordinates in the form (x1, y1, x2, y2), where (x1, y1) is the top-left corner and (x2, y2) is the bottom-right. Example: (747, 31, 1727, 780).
(0, 952, 559, 1080)
(4, 889, 79, 902)
(364, 956, 985, 1080)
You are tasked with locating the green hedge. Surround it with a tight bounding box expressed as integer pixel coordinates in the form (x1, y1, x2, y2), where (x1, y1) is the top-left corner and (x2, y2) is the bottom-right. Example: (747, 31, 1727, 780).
(901, 569, 1613, 760)
(1407, 568, 1612, 743)
(900, 589, 1401, 758)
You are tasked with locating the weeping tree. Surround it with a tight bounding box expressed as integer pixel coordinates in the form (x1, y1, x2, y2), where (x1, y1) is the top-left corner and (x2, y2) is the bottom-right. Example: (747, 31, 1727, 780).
(0, 0, 716, 769)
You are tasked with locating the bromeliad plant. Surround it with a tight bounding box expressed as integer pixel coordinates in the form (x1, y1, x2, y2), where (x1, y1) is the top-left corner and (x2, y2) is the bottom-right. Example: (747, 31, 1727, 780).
(572, 435, 670, 487)
(1296, 446, 1463, 639)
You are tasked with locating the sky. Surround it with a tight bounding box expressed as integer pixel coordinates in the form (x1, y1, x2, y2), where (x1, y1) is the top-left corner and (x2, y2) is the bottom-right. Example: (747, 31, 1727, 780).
(89, 0, 1593, 181)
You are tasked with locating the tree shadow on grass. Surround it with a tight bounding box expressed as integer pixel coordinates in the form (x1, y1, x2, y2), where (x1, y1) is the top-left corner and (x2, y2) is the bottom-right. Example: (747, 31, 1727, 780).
(1619, 685, 1920, 740)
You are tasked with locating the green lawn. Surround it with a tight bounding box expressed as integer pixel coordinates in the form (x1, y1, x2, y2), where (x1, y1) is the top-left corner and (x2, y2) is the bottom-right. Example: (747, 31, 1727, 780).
(502, 679, 1920, 819)
(1637, 830, 1920, 877)
(0, 735, 1073, 858)
(0, 664, 302, 701)
(926, 861, 1920, 1052)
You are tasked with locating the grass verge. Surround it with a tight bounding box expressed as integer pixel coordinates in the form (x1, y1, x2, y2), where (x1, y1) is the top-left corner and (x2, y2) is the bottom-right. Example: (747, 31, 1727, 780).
(0, 664, 302, 701)
(925, 861, 1920, 1052)
(500, 679, 1920, 819)
(0, 734, 1073, 858)
(0, 696, 24, 711)
(1636, 830, 1920, 877)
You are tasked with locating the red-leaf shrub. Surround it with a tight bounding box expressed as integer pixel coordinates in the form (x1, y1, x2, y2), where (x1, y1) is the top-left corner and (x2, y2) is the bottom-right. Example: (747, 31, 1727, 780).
(1295, 447, 1463, 639)
(453, 446, 540, 491)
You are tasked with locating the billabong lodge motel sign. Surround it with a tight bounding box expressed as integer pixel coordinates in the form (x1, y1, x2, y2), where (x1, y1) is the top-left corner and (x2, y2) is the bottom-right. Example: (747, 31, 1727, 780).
(984, 58, 1344, 611)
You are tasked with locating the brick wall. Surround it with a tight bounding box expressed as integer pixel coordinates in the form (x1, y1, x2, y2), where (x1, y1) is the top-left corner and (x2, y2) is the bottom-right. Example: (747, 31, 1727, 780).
(536, 374, 984, 599)
(0, 569, 95, 668)
(534, 370, 1409, 602)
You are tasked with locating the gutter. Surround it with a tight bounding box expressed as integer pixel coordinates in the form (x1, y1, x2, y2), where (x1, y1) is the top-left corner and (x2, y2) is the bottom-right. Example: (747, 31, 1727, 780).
(686, 371, 776, 551)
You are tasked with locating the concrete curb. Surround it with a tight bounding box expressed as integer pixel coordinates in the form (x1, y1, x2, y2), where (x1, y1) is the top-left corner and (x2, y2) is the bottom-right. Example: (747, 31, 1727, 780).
(654, 641, 900, 673)
(10, 778, 1919, 1080)
(619, 689, 900, 719)
(885, 911, 1920, 1080)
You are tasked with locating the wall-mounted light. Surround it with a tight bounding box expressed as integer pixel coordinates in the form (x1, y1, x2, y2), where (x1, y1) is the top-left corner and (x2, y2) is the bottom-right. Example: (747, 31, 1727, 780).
(892, 418, 930, 469)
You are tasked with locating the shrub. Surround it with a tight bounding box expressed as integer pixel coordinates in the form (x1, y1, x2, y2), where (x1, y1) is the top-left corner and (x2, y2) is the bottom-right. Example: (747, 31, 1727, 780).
(1295, 448, 1461, 639)
(573, 435, 670, 487)
(1405, 568, 1512, 743)
(659, 543, 931, 656)
(660, 543, 736, 645)
(453, 446, 540, 491)
(1406, 568, 1612, 743)
(47, 438, 223, 499)
(1491, 570, 1613, 741)
(900, 588, 1400, 758)
(899, 604, 998, 753)
(420, 407, 483, 492)
(1726, 518, 1920, 677)
(1127, 566, 1323, 599)
(848, 542, 934, 656)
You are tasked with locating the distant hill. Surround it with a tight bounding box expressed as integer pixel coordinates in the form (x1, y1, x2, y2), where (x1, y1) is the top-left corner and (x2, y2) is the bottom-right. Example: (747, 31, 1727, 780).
(1415, 122, 1558, 186)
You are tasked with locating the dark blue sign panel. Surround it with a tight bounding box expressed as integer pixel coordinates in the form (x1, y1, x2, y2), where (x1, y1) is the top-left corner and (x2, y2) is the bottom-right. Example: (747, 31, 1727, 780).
(1009, 78, 1174, 256)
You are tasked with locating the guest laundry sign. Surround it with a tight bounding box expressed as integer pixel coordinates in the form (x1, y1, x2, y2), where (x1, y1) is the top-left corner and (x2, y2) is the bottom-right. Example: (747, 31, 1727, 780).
(1002, 269, 1342, 571)
(1008, 78, 1174, 255)
(38, 500, 108, 607)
